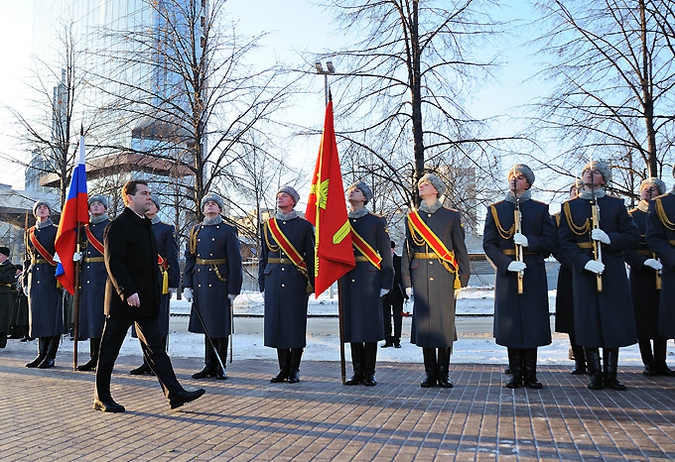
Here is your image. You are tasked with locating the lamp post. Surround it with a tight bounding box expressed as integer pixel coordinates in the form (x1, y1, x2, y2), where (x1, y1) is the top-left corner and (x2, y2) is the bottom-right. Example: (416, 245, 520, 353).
(315, 61, 335, 106)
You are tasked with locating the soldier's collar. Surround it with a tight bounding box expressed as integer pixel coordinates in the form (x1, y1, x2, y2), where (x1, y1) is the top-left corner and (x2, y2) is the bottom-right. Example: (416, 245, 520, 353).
(90, 213, 109, 225)
(150, 215, 161, 225)
(418, 200, 442, 214)
(36, 218, 54, 229)
(348, 207, 370, 219)
(203, 215, 223, 226)
(504, 190, 531, 204)
(579, 188, 606, 200)
(275, 210, 298, 220)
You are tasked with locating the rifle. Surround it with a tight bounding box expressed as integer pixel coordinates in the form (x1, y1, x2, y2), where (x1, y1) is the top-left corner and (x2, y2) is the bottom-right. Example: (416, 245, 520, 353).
(590, 167, 603, 292)
(512, 179, 524, 294)
(647, 187, 662, 290)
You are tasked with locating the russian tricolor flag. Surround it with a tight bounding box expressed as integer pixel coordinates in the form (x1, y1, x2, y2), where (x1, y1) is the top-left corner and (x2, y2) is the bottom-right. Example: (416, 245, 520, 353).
(55, 135, 89, 295)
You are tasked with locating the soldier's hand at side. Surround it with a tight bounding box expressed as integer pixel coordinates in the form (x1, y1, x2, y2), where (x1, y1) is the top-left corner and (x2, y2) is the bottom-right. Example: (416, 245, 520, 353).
(513, 233, 529, 247)
(380, 288, 389, 297)
(644, 258, 663, 271)
(126, 293, 140, 307)
(72, 252, 82, 262)
(584, 260, 605, 274)
(591, 228, 611, 245)
(405, 287, 413, 299)
(183, 287, 193, 302)
(23, 286, 29, 297)
(507, 261, 527, 272)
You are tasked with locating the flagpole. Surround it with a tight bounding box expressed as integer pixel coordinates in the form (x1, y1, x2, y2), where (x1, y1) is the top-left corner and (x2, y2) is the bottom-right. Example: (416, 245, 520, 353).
(338, 280, 346, 384)
(72, 223, 82, 370)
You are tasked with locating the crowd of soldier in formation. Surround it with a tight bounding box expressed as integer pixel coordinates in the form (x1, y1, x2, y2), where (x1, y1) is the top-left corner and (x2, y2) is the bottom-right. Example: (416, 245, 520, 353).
(2, 159, 674, 403)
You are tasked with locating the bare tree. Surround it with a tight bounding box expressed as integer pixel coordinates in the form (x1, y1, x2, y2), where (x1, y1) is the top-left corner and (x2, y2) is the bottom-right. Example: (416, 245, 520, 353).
(529, 0, 675, 199)
(314, 0, 506, 213)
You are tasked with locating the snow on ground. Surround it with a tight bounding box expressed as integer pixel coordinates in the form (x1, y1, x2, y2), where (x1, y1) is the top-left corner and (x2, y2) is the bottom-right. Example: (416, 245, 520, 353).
(5, 287, 673, 368)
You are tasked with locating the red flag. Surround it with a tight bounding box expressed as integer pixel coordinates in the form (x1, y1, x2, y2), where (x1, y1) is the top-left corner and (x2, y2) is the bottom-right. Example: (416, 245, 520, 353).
(305, 98, 355, 297)
(54, 135, 89, 294)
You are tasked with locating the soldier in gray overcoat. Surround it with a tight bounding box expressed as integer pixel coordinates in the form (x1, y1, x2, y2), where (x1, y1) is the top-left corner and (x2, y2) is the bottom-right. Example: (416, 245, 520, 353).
(75, 195, 110, 371)
(483, 164, 557, 389)
(402, 173, 470, 388)
(646, 166, 675, 374)
(130, 196, 180, 375)
(626, 178, 674, 376)
(259, 186, 315, 384)
(558, 160, 639, 390)
(340, 181, 394, 386)
(183, 193, 243, 380)
(23, 200, 63, 369)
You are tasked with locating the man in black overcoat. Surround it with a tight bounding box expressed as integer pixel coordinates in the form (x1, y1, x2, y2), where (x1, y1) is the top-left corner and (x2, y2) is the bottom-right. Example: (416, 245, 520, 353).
(382, 241, 406, 349)
(0, 246, 15, 348)
(93, 180, 204, 413)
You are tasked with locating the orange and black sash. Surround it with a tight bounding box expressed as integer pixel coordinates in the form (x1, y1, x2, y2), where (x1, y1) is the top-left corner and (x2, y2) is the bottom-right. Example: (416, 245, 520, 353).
(28, 227, 57, 266)
(84, 224, 105, 255)
(267, 218, 308, 273)
(407, 210, 458, 271)
(350, 226, 382, 269)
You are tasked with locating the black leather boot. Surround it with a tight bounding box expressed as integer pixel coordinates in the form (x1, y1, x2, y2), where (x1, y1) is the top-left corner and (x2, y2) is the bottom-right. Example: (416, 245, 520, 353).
(570, 339, 587, 375)
(288, 348, 303, 383)
(214, 337, 228, 380)
(363, 342, 377, 386)
(421, 347, 437, 387)
(437, 347, 453, 388)
(38, 336, 59, 368)
(505, 348, 522, 389)
(77, 338, 100, 371)
(271, 348, 290, 383)
(346, 343, 364, 385)
(523, 348, 543, 389)
(192, 337, 216, 379)
(603, 347, 626, 390)
(585, 347, 603, 389)
(638, 339, 656, 376)
(654, 339, 675, 376)
(25, 337, 48, 368)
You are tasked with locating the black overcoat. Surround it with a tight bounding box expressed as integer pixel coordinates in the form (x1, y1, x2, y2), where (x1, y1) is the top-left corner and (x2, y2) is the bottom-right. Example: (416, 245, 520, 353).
(402, 207, 470, 348)
(339, 213, 394, 342)
(646, 193, 675, 339)
(483, 198, 556, 348)
(259, 216, 315, 349)
(552, 213, 575, 334)
(79, 219, 108, 338)
(625, 204, 661, 339)
(0, 260, 15, 334)
(103, 208, 160, 318)
(183, 221, 243, 337)
(24, 223, 64, 337)
(558, 195, 639, 348)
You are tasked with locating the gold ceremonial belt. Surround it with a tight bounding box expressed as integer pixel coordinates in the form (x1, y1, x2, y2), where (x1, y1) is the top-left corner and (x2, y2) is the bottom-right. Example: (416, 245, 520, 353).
(196, 258, 228, 265)
(354, 256, 370, 262)
(267, 257, 295, 264)
(669, 240, 675, 246)
(637, 250, 652, 256)
(414, 252, 440, 259)
(84, 257, 104, 263)
(502, 249, 536, 256)
(1, 283, 11, 288)
(576, 242, 593, 249)
(31, 258, 50, 264)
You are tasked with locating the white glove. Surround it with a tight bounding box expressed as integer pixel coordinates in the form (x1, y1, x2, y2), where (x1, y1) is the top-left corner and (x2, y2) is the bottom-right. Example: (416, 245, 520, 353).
(183, 287, 193, 302)
(644, 258, 663, 271)
(591, 228, 611, 245)
(23, 286, 29, 297)
(584, 260, 605, 274)
(380, 288, 390, 297)
(507, 261, 527, 272)
(72, 252, 82, 262)
(228, 294, 237, 304)
(405, 287, 413, 299)
(513, 233, 529, 247)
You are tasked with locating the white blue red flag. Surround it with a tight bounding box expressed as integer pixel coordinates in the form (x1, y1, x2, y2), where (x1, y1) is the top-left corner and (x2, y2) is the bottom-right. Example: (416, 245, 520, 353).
(55, 135, 89, 294)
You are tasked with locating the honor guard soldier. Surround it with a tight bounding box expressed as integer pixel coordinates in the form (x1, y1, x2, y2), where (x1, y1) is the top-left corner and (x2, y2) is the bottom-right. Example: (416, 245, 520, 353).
(0, 246, 15, 348)
(402, 173, 470, 388)
(130, 196, 180, 375)
(340, 181, 394, 386)
(483, 164, 557, 389)
(74, 195, 110, 371)
(626, 178, 674, 376)
(558, 160, 639, 390)
(183, 193, 243, 380)
(23, 200, 63, 368)
(259, 186, 315, 384)
(553, 180, 587, 375)
(646, 167, 675, 374)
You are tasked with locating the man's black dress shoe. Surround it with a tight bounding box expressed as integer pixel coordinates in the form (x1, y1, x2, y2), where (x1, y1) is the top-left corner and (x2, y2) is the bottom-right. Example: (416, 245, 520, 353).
(130, 363, 154, 375)
(170, 389, 205, 410)
(93, 399, 125, 413)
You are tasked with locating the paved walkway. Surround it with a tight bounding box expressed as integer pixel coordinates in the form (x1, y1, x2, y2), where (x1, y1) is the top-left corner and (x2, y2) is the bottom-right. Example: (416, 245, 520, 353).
(1, 348, 674, 461)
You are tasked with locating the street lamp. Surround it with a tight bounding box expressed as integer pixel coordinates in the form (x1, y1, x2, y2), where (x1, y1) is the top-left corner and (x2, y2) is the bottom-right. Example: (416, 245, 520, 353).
(315, 60, 335, 106)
